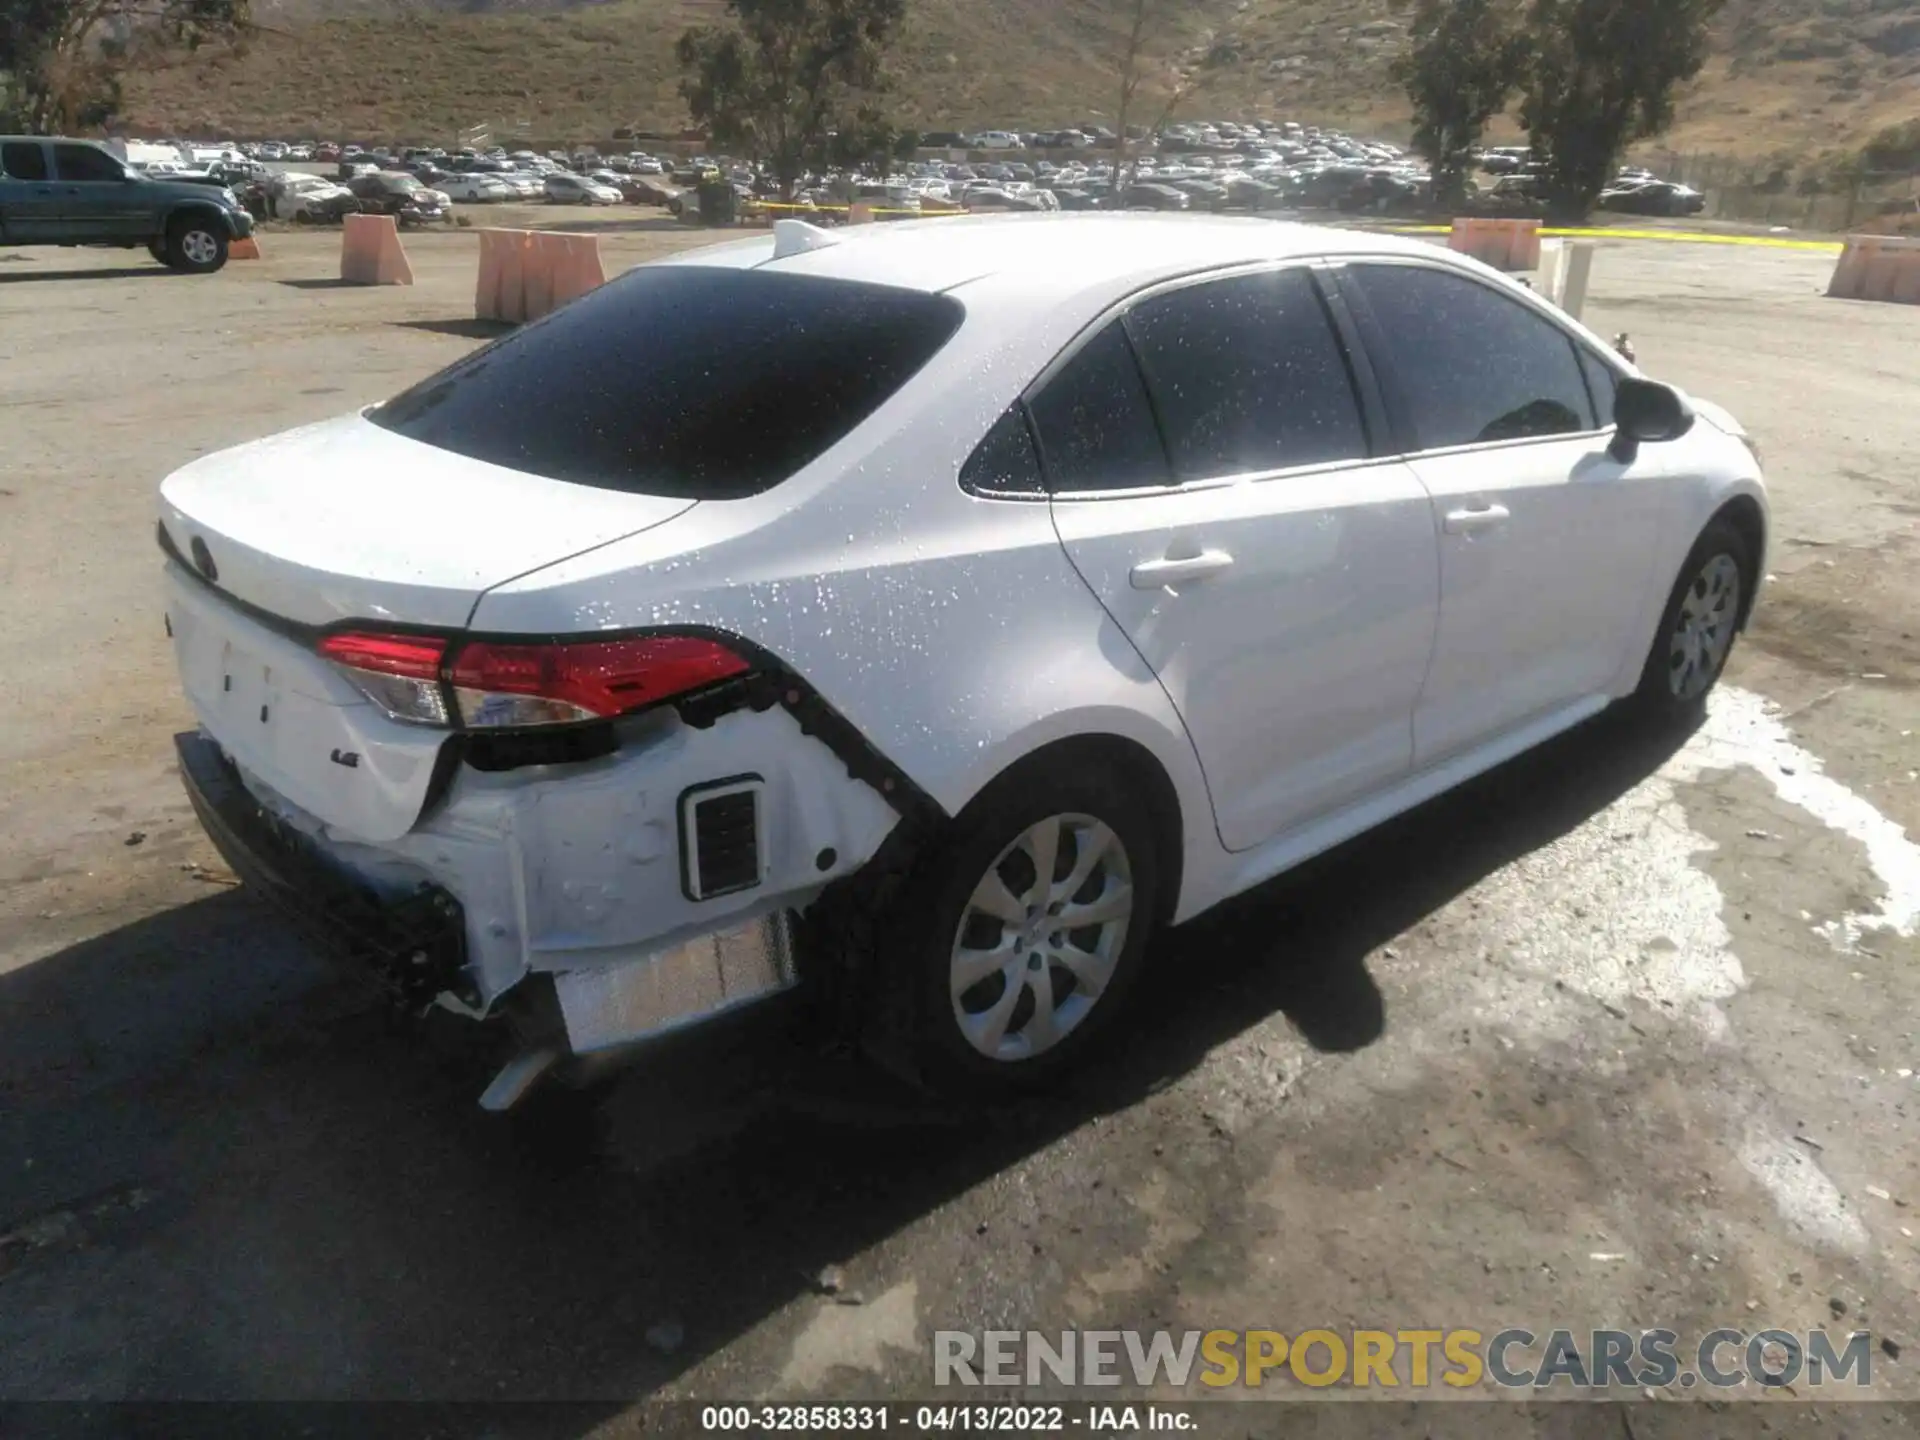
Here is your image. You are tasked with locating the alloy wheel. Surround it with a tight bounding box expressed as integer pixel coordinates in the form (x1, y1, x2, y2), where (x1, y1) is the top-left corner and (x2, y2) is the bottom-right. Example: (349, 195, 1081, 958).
(949, 813, 1134, 1063)
(182, 230, 220, 267)
(1668, 552, 1741, 700)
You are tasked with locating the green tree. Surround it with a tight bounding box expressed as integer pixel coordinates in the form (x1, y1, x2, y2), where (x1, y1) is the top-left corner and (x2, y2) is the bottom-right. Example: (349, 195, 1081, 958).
(1519, 0, 1724, 219)
(675, 0, 905, 202)
(1, 0, 250, 133)
(1390, 0, 1527, 210)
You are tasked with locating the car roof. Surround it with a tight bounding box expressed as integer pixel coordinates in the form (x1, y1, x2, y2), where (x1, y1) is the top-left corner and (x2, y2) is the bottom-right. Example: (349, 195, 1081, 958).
(657, 212, 1442, 301)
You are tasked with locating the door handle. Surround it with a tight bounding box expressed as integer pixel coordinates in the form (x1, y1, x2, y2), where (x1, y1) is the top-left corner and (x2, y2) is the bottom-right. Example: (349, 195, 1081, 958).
(1443, 503, 1511, 535)
(1130, 550, 1235, 589)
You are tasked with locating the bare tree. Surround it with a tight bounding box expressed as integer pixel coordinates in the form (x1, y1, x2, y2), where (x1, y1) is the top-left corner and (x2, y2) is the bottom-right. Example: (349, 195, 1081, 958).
(1107, 0, 1260, 191)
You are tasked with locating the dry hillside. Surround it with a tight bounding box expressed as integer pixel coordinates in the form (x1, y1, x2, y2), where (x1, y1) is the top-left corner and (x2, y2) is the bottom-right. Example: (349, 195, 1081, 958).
(120, 0, 1919, 161)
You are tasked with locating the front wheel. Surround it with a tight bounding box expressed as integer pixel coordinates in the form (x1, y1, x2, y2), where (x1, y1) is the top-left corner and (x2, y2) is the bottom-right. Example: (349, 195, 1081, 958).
(1632, 518, 1753, 720)
(163, 216, 229, 274)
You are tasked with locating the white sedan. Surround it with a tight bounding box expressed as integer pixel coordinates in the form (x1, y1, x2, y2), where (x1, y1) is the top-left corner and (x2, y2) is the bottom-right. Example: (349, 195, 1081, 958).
(440, 173, 515, 203)
(544, 172, 620, 204)
(157, 214, 1766, 1110)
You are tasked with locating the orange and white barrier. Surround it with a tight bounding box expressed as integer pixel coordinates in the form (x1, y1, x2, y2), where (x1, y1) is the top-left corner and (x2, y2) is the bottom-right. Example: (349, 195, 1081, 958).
(476, 229, 607, 323)
(1449, 218, 1543, 272)
(544, 231, 607, 308)
(229, 236, 262, 261)
(340, 213, 414, 286)
(847, 202, 877, 226)
(1826, 234, 1920, 305)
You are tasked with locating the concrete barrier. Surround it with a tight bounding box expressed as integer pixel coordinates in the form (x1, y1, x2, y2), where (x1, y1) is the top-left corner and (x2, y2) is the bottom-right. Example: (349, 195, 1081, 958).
(1533, 237, 1596, 320)
(475, 228, 531, 322)
(1449, 217, 1543, 272)
(546, 231, 607, 309)
(476, 229, 607, 324)
(1827, 234, 1920, 305)
(340, 213, 414, 286)
(229, 236, 262, 261)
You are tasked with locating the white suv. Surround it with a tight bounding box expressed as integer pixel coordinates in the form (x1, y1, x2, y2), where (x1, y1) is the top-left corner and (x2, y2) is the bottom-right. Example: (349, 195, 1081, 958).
(158, 214, 1767, 1108)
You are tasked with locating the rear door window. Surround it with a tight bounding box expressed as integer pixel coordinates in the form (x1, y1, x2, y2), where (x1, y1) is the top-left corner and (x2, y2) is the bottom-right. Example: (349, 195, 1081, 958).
(1, 141, 49, 181)
(1124, 268, 1369, 481)
(52, 143, 125, 182)
(1027, 323, 1172, 494)
(1344, 263, 1598, 450)
(371, 268, 964, 499)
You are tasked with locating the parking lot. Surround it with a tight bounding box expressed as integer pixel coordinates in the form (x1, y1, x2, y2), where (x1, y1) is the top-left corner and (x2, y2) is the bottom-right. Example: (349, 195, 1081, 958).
(2, 222, 1918, 1416)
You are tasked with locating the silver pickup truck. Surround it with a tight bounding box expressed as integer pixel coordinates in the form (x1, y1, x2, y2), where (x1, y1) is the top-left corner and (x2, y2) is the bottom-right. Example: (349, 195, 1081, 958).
(0, 135, 256, 273)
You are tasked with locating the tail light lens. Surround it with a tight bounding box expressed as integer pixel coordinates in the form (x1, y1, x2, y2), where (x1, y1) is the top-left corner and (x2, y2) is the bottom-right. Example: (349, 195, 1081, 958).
(316, 631, 750, 731)
(450, 636, 749, 728)
(317, 631, 452, 726)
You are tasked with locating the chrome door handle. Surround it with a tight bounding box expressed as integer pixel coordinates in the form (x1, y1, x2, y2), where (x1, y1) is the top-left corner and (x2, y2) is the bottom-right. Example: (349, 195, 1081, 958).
(1130, 550, 1235, 589)
(1443, 504, 1511, 535)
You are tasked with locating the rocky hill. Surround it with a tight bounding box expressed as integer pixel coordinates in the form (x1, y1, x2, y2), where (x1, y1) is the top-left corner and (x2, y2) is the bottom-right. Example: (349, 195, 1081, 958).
(121, 0, 1919, 162)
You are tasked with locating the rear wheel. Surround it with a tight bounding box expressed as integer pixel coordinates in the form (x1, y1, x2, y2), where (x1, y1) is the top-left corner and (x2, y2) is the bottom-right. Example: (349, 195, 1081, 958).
(1632, 518, 1752, 720)
(163, 216, 229, 274)
(860, 761, 1163, 1097)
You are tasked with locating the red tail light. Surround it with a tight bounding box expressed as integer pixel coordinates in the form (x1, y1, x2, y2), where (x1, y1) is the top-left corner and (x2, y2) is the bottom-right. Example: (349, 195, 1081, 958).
(451, 636, 750, 729)
(315, 630, 751, 730)
(318, 631, 452, 726)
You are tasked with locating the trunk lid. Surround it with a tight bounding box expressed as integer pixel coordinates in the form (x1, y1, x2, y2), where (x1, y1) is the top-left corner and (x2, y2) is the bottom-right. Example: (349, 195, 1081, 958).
(158, 412, 698, 628)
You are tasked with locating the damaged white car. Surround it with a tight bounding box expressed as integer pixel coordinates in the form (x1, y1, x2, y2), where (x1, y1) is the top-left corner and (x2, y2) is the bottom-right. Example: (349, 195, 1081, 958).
(159, 213, 1767, 1109)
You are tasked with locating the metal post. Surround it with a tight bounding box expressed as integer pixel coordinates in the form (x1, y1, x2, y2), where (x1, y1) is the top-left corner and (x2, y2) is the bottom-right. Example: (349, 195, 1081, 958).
(1562, 241, 1596, 321)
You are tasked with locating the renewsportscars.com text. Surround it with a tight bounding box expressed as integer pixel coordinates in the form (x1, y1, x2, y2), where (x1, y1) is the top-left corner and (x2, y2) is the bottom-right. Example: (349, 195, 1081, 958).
(933, 1328, 1877, 1390)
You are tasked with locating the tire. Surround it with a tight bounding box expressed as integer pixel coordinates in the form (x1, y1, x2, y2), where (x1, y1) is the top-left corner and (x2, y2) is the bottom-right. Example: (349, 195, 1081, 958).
(1631, 517, 1753, 721)
(163, 215, 229, 274)
(854, 759, 1164, 1098)
(147, 238, 167, 264)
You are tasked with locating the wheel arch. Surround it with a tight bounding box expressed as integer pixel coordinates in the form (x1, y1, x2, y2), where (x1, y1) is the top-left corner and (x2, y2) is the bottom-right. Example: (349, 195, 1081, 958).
(1708, 493, 1768, 631)
(963, 730, 1188, 930)
(166, 202, 235, 235)
(933, 702, 1219, 926)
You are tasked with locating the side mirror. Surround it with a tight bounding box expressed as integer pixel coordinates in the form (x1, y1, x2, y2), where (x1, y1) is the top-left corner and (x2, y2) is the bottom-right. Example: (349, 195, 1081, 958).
(1609, 377, 1695, 462)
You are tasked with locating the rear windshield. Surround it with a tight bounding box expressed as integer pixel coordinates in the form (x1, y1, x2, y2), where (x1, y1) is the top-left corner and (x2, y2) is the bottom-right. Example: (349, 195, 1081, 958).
(370, 267, 964, 499)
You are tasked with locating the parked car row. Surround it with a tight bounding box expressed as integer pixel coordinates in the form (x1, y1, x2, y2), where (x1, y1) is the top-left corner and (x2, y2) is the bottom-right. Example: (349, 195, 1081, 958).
(134, 128, 1709, 225)
(1477, 151, 1706, 214)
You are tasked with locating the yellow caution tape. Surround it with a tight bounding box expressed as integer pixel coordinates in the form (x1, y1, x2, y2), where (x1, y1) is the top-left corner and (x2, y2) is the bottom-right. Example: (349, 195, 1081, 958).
(1378, 223, 1842, 252)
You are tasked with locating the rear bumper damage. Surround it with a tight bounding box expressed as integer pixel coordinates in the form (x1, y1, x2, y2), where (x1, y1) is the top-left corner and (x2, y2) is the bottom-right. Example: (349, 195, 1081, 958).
(173, 691, 898, 1103)
(176, 731, 469, 1010)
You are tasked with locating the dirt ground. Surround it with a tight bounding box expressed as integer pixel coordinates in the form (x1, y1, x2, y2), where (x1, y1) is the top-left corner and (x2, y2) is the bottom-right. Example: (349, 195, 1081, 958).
(1, 219, 1918, 1430)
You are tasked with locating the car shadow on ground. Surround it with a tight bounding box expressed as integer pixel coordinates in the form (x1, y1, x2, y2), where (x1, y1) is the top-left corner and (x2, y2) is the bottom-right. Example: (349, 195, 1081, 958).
(0, 266, 169, 285)
(0, 707, 1694, 1410)
(394, 318, 515, 340)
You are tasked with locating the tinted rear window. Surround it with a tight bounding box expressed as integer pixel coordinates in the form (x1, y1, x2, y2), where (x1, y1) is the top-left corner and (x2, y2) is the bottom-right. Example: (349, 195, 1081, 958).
(370, 267, 964, 499)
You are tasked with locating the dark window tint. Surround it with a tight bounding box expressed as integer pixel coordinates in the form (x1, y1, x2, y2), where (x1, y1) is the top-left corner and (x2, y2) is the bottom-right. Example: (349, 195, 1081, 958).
(1, 141, 48, 181)
(1028, 323, 1171, 493)
(1577, 347, 1621, 425)
(1126, 268, 1367, 481)
(52, 143, 124, 182)
(371, 268, 963, 499)
(1348, 264, 1597, 449)
(961, 407, 1045, 497)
